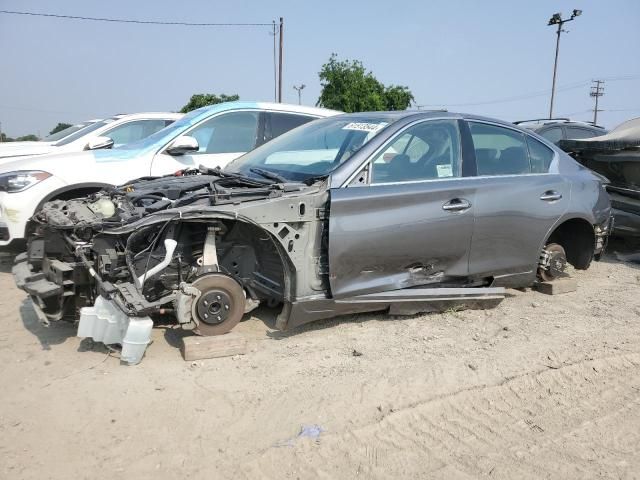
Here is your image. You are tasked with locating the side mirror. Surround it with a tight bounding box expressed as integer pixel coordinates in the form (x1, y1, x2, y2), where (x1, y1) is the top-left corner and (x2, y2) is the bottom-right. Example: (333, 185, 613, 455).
(86, 136, 115, 150)
(166, 135, 199, 156)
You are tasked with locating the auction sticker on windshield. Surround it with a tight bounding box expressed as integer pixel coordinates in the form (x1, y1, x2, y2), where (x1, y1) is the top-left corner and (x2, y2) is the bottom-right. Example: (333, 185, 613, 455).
(342, 122, 387, 132)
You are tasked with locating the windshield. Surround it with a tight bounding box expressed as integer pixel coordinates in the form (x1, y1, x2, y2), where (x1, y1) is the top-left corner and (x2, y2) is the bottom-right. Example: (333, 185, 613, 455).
(43, 122, 93, 142)
(115, 109, 203, 151)
(225, 116, 391, 182)
(53, 119, 113, 146)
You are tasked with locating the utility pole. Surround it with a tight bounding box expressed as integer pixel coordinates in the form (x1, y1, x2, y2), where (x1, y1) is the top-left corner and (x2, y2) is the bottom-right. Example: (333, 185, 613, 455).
(590, 80, 605, 125)
(547, 9, 582, 119)
(293, 84, 306, 105)
(270, 21, 277, 102)
(278, 17, 284, 103)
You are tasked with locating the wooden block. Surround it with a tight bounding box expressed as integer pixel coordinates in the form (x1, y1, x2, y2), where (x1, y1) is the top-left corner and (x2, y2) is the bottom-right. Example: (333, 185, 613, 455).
(533, 278, 577, 295)
(180, 332, 247, 361)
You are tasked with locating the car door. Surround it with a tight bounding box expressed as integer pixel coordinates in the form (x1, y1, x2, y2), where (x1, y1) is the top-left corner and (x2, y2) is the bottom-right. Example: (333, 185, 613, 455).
(328, 119, 476, 298)
(465, 121, 569, 283)
(149, 110, 260, 176)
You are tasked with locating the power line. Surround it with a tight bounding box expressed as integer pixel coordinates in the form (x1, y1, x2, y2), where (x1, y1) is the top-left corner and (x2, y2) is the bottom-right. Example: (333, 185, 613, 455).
(416, 80, 590, 108)
(416, 75, 640, 109)
(562, 108, 640, 117)
(0, 9, 272, 27)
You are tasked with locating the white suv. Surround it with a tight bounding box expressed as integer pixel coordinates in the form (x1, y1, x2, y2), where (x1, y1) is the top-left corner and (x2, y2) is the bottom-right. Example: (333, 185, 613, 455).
(0, 102, 338, 246)
(0, 112, 182, 161)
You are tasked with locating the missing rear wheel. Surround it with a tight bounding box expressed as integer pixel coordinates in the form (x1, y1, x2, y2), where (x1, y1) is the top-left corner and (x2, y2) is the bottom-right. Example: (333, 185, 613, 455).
(538, 243, 567, 282)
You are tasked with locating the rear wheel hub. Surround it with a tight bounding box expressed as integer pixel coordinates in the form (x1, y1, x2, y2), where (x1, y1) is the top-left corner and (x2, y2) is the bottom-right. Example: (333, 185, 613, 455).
(538, 243, 567, 282)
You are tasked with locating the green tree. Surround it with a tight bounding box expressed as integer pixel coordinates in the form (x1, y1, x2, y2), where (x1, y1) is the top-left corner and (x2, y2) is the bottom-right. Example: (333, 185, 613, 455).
(0, 132, 39, 142)
(180, 94, 240, 113)
(49, 122, 72, 135)
(316, 54, 414, 112)
(16, 134, 39, 141)
(383, 85, 415, 111)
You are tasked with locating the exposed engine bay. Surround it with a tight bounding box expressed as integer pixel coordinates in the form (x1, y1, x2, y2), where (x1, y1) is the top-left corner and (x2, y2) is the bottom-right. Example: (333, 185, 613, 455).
(14, 168, 332, 357)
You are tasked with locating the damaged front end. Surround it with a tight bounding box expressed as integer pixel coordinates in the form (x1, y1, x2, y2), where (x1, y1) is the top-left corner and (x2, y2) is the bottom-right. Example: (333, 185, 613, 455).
(14, 169, 327, 363)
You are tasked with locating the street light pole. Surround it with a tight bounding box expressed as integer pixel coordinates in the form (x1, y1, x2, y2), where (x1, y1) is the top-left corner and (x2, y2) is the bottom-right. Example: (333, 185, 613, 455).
(293, 84, 306, 105)
(547, 9, 582, 119)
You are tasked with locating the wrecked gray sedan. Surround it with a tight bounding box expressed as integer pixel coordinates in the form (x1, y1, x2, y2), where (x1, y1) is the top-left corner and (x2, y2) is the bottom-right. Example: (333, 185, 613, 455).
(14, 111, 611, 362)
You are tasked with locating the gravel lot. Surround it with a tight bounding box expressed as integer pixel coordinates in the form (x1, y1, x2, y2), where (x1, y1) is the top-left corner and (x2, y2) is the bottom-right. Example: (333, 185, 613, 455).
(1, 241, 639, 479)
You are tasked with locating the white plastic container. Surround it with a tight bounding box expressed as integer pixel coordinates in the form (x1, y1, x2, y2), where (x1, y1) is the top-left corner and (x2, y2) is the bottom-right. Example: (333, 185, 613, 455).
(78, 296, 153, 365)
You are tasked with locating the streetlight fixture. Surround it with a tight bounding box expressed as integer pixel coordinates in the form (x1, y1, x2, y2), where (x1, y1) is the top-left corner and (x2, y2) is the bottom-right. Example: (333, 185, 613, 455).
(547, 9, 582, 118)
(293, 84, 306, 105)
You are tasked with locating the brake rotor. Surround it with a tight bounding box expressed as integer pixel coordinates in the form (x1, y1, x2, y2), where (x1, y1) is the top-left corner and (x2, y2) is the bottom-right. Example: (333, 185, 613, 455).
(191, 274, 245, 336)
(538, 243, 567, 282)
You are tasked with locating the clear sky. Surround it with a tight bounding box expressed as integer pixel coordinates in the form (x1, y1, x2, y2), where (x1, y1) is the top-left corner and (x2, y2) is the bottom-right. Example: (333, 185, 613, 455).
(1, 0, 638, 136)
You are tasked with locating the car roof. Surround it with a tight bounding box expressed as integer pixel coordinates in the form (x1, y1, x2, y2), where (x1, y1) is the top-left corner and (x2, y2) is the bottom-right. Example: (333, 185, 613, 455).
(253, 102, 341, 117)
(191, 101, 341, 118)
(514, 118, 606, 130)
(110, 112, 183, 121)
(328, 110, 529, 130)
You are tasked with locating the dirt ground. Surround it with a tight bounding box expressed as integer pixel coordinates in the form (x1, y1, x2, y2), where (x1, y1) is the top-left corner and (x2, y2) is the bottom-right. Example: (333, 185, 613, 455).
(1, 242, 640, 480)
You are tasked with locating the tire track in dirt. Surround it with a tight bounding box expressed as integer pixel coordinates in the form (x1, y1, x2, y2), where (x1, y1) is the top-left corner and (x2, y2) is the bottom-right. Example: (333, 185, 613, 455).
(240, 353, 640, 479)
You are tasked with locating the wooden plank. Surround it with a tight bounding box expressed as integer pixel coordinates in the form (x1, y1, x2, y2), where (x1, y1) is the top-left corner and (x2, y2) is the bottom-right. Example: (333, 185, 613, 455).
(533, 278, 577, 295)
(180, 332, 247, 361)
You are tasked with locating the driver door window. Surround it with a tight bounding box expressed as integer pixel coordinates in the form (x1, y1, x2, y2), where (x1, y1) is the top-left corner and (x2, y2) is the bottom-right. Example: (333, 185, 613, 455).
(538, 127, 564, 144)
(370, 119, 461, 183)
(103, 119, 170, 147)
(187, 111, 259, 154)
(151, 111, 261, 175)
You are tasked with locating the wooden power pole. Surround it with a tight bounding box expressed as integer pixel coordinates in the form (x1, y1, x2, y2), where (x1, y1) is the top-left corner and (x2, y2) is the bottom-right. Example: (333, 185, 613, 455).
(590, 80, 604, 125)
(278, 17, 284, 103)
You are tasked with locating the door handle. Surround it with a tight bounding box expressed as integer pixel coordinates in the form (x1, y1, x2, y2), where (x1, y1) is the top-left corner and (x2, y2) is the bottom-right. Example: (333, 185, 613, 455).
(540, 190, 562, 201)
(442, 198, 471, 212)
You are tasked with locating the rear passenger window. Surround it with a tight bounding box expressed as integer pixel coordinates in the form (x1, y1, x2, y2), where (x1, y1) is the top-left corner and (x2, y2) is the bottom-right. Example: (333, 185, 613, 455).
(526, 136, 555, 173)
(566, 127, 600, 139)
(265, 113, 315, 143)
(469, 122, 531, 176)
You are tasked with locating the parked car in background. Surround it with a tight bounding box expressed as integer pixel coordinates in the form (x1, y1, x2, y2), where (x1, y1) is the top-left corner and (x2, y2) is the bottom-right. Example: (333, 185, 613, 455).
(558, 117, 640, 237)
(0, 113, 181, 161)
(0, 102, 338, 246)
(0, 120, 101, 151)
(14, 110, 611, 363)
(514, 118, 607, 144)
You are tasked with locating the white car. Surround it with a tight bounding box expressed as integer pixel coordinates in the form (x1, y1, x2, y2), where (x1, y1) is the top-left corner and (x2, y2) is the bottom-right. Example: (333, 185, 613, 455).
(0, 112, 182, 161)
(0, 102, 339, 246)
